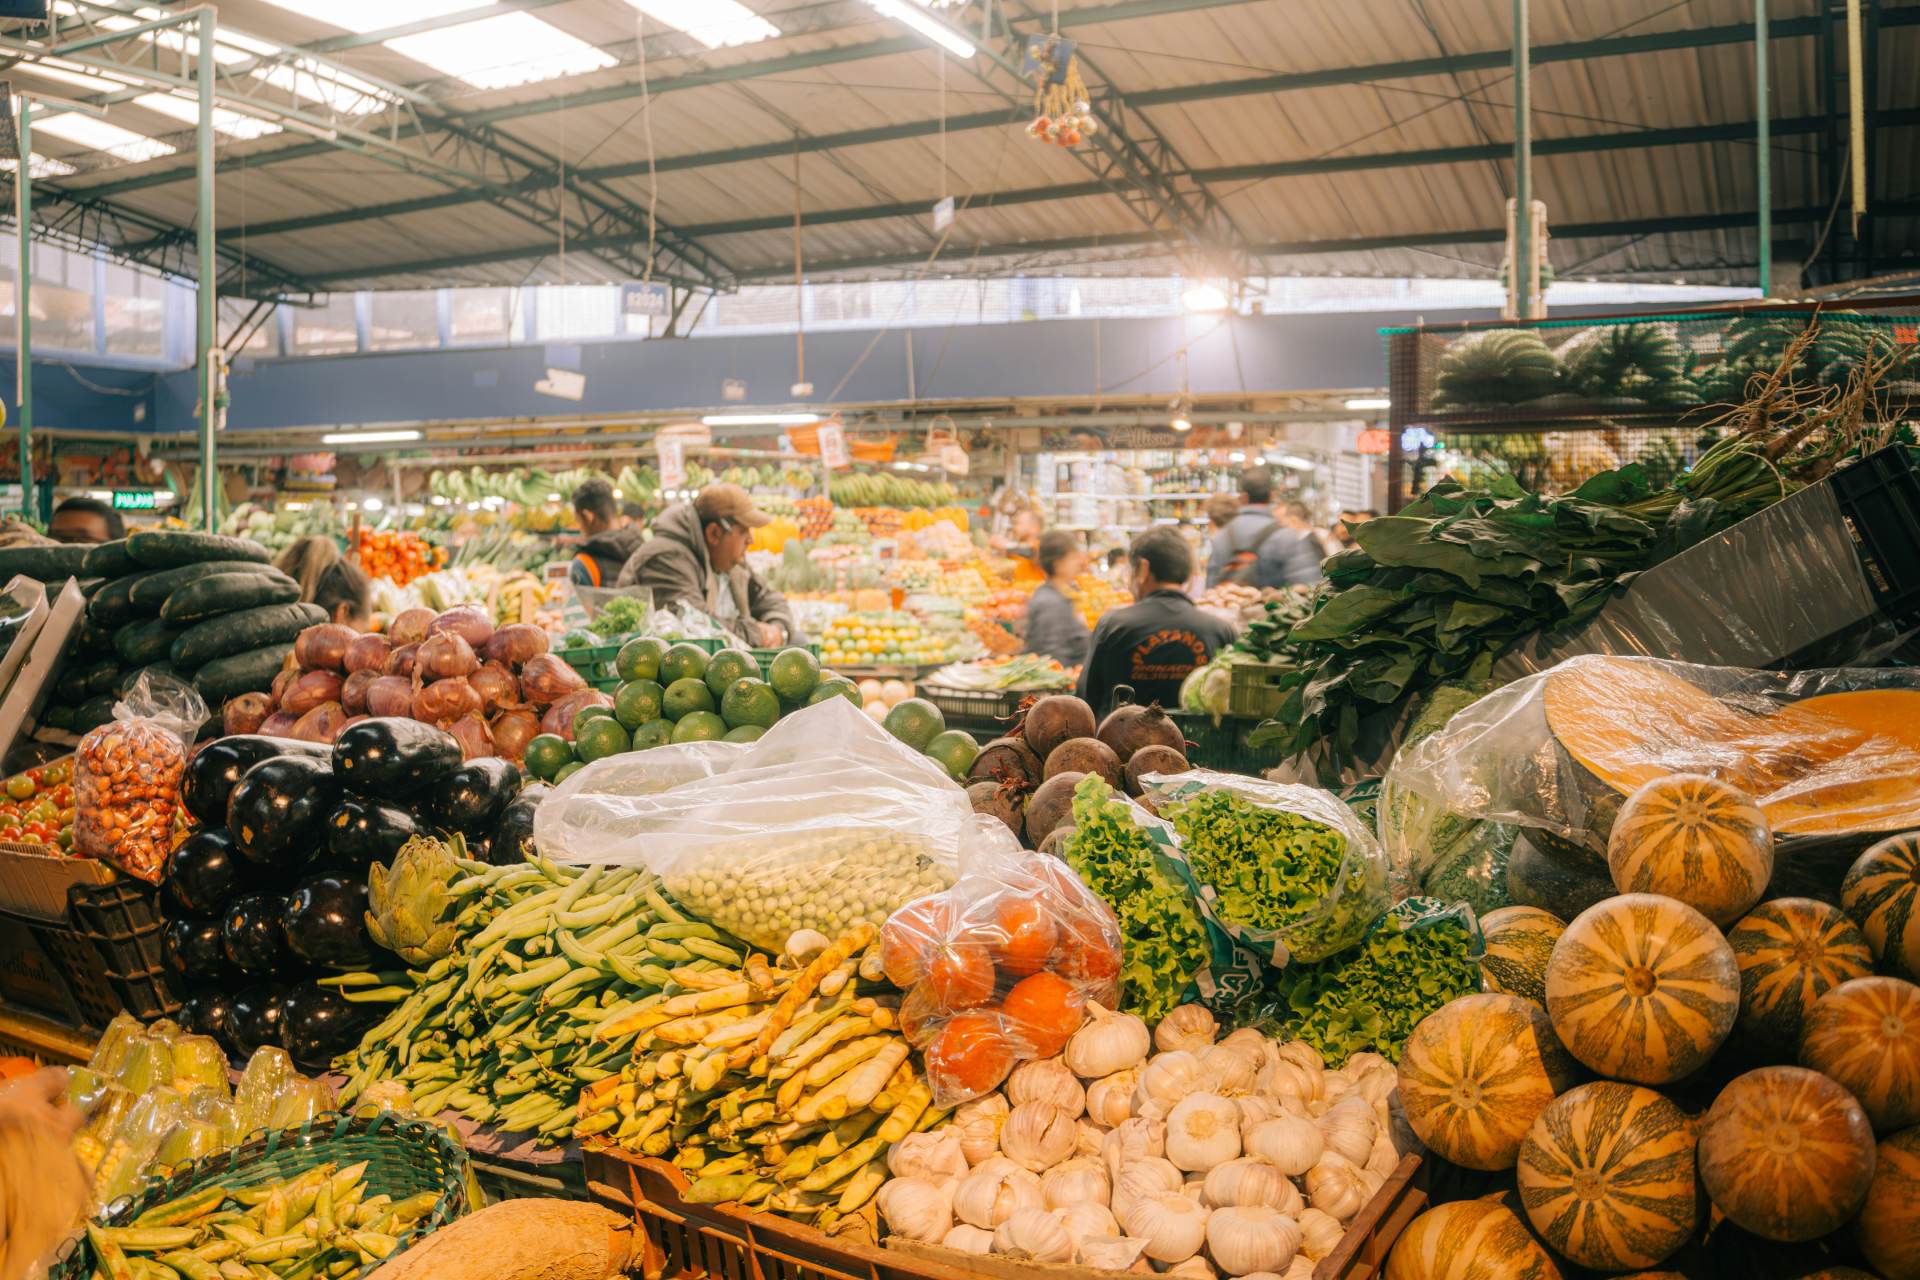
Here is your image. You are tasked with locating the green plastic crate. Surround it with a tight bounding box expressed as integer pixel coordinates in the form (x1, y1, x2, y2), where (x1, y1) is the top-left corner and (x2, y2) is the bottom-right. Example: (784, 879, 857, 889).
(1169, 713, 1283, 776)
(556, 641, 623, 691)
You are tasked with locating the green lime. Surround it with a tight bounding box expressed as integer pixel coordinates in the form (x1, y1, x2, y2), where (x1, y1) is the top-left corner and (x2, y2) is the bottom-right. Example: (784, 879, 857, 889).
(670, 710, 728, 743)
(881, 697, 945, 751)
(659, 642, 711, 684)
(575, 716, 632, 763)
(615, 635, 668, 683)
(704, 648, 760, 700)
(720, 677, 782, 730)
(631, 718, 673, 750)
(524, 734, 574, 781)
(662, 677, 717, 720)
(614, 678, 666, 729)
(767, 648, 821, 701)
(572, 703, 616, 738)
(924, 729, 980, 781)
(724, 724, 767, 743)
(807, 678, 863, 708)
(553, 760, 586, 783)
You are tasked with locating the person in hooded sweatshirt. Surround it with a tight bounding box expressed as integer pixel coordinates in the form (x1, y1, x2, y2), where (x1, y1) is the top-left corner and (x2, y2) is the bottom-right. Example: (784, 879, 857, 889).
(615, 483, 801, 646)
(569, 477, 648, 588)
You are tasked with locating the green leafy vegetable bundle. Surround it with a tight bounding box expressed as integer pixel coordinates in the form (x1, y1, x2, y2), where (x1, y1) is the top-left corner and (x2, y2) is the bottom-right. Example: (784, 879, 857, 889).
(1163, 790, 1351, 940)
(1261, 914, 1479, 1066)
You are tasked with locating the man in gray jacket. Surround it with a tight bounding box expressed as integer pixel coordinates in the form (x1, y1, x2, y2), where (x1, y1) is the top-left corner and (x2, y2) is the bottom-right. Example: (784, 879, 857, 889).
(1206, 468, 1323, 589)
(615, 483, 801, 646)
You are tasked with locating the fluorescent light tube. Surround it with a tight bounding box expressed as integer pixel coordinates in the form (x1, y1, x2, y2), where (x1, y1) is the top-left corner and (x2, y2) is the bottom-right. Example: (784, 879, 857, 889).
(861, 0, 974, 58)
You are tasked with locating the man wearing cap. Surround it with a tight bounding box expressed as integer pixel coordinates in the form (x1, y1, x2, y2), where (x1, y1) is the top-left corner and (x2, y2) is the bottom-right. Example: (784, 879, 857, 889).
(615, 483, 801, 646)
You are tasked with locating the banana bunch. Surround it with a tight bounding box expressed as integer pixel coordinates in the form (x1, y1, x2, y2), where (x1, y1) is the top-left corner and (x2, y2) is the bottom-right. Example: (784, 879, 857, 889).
(827, 473, 959, 508)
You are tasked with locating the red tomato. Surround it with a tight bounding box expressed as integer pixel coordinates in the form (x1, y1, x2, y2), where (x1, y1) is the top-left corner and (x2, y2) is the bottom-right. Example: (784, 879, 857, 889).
(992, 893, 1060, 977)
(924, 1010, 1015, 1103)
(1001, 971, 1085, 1057)
(924, 942, 997, 1011)
(879, 896, 955, 990)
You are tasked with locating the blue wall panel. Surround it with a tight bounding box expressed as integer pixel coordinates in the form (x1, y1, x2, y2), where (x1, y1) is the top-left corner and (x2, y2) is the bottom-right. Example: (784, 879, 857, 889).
(0, 354, 158, 433)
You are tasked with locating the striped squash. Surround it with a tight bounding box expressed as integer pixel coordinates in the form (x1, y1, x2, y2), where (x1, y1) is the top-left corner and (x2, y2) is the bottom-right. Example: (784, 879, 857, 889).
(1843, 832, 1920, 981)
(1384, 1198, 1563, 1280)
(1479, 906, 1565, 1007)
(1398, 993, 1580, 1171)
(1606, 773, 1773, 927)
(1727, 898, 1874, 1049)
(1856, 1126, 1920, 1280)
(1697, 1065, 1876, 1242)
(1798, 975, 1920, 1131)
(1545, 893, 1739, 1084)
(1516, 1081, 1697, 1271)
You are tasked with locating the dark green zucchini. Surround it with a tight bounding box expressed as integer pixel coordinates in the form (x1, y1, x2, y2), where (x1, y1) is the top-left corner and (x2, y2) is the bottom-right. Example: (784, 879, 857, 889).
(81, 540, 137, 580)
(126, 529, 272, 569)
(171, 601, 325, 670)
(82, 659, 123, 698)
(160, 572, 301, 625)
(115, 616, 182, 667)
(88, 572, 162, 626)
(55, 665, 91, 703)
(0, 544, 91, 582)
(73, 695, 117, 732)
(73, 616, 117, 654)
(40, 703, 76, 731)
(193, 643, 292, 702)
(127, 561, 288, 612)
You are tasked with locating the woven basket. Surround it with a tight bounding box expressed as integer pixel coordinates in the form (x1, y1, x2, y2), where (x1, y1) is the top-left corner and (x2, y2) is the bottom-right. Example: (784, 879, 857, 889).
(52, 1109, 472, 1279)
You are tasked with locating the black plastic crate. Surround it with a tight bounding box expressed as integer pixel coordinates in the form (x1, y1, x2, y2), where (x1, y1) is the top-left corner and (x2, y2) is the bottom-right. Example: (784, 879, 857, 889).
(1830, 444, 1920, 627)
(65, 880, 181, 1025)
(914, 683, 1028, 730)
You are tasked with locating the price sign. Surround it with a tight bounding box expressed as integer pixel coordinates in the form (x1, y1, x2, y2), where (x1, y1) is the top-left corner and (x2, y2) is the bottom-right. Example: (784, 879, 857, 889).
(657, 435, 687, 491)
(1356, 428, 1392, 456)
(111, 489, 158, 510)
(817, 421, 851, 470)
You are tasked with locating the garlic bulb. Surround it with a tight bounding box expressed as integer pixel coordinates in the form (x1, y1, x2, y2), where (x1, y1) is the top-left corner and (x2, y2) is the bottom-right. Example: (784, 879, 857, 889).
(1220, 1028, 1276, 1070)
(1357, 1168, 1385, 1201)
(1243, 1116, 1323, 1176)
(1203, 1157, 1304, 1214)
(1272, 1041, 1324, 1076)
(1112, 1156, 1184, 1222)
(1165, 1255, 1218, 1279)
(1257, 1059, 1318, 1103)
(887, 1129, 970, 1183)
(877, 1177, 954, 1244)
(993, 1207, 1074, 1263)
(1002, 1102, 1079, 1173)
(972, 1154, 1024, 1180)
(1083, 1236, 1149, 1271)
(1343, 1051, 1391, 1079)
(1166, 1093, 1242, 1172)
(1304, 1154, 1368, 1222)
(953, 1163, 1043, 1229)
(1154, 1005, 1218, 1054)
(1348, 1066, 1395, 1108)
(1103, 1116, 1166, 1179)
(954, 1094, 1010, 1165)
(1318, 1098, 1376, 1168)
(1206, 1205, 1302, 1277)
(1057, 1202, 1120, 1245)
(1198, 1045, 1258, 1095)
(1042, 1157, 1111, 1209)
(1234, 1096, 1282, 1129)
(1183, 1172, 1210, 1202)
(1284, 1256, 1318, 1280)
(1066, 1005, 1152, 1079)
(1295, 1208, 1344, 1261)
(1121, 1192, 1210, 1263)
(1087, 1070, 1139, 1126)
(1008, 1058, 1087, 1119)
(1076, 1119, 1107, 1160)
(1136, 1051, 1208, 1110)
(941, 1224, 995, 1255)
(1364, 1132, 1399, 1179)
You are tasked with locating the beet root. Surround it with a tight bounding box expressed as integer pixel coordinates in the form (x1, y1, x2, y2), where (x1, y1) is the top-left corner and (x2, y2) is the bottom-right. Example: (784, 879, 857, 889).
(1022, 695, 1096, 763)
(968, 779, 1025, 837)
(1038, 825, 1076, 858)
(1045, 737, 1125, 792)
(1124, 743, 1191, 796)
(1097, 702, 1187, 764)
(969, 736, 1043, 787)
(1025, 771, 1085, 847)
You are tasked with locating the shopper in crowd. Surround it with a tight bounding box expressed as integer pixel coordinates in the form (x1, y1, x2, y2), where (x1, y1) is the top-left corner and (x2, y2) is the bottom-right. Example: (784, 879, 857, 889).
(274, 535, 374, 629)
(1204, 492, 1241, 537)
(616, 482, 800, 647)
(1077, 526, 1235, 715)
(0, 1064, 89, 1280)
(1023, 530, 1092, 668)
(1332, 508, 1377, 551)
(989, 507, 1045, 564)
(1278, 500, 1335, 573)
(47, 496, 124, 545)
(568, 476, 645, 588)
(1207, 467, 1323, 588)
(1102, 546, 1129, 586)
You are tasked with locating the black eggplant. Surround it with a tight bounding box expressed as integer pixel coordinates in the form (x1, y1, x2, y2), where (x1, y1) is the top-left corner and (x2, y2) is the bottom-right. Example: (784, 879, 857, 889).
(164, 916, 234, 982)
(490, 784, 548, 866)
(462, 832, 493, 864)
(183, 735, 328, 827)
(279, 982, 374, 1071)
(425, 757, 522, 835)
(227, 755, 339, 869)
(324, 799, 418, 870)
(164, 827, 254, 916)
(332, 718, 461, 798)
(181, 989, 235, 1042)
(223, 892, 292, 976)
(221, 983, 289, 1056)
(282, 874, 373, 969)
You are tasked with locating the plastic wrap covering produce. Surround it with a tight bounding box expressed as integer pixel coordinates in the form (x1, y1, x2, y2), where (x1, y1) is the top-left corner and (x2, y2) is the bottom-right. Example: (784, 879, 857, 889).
(879, 830, 1123, 1106)
(1383, 655, 1920, 900)
(72, 673, 206, 881)
(1146, 768, 1392, 969)
(535, 697, 963, 949)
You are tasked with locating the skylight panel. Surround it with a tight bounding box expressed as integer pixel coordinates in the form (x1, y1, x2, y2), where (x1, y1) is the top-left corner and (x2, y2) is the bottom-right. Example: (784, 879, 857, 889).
(617, 0, 780, 48)
(18, 59, 140, 92)
(133, 93, 284, 140)
(383, 13, 615, 89)
(31, 113, 176, 163)
(254, 0, 497, 36)
(0, 155, 80, 179)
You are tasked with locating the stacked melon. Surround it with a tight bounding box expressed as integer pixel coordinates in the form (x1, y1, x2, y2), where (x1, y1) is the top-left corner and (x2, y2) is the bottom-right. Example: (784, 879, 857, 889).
(1389, 770, 1920, 1280)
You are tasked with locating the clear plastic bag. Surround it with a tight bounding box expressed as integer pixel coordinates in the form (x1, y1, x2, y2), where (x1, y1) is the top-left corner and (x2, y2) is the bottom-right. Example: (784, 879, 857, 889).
(73, 672, 205, 880)
(535, 697, 967, 949)
(267, 1075, 336, 1131)
(1146, 768, 1392, 967)
(233, 1046, 296, 1138)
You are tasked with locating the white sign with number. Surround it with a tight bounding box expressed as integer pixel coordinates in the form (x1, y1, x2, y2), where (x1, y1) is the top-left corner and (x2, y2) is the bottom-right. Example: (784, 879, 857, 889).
(818, 421, 851, 470)
(658, 435, 687, 491)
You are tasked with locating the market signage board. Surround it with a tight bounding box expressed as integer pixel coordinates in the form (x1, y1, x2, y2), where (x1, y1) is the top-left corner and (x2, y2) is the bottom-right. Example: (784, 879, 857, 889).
(658, 435, 687, 490)
(111, 489, 158, 511)
(622, 282, 672, 318)
(817, 422, 850, 470)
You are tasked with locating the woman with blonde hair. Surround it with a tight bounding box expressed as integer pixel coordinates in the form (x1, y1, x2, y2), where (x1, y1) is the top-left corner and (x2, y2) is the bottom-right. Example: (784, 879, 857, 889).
(274, 536, 373, 629)
(0, 1067, 88, 1280)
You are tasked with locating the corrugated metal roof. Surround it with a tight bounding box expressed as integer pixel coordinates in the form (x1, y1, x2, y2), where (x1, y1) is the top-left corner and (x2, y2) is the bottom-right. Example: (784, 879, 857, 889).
(20, 0, 1920, 292)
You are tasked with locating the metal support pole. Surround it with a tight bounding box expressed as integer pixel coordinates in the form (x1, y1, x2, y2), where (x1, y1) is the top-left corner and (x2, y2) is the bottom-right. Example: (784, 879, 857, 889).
(197, 10, 218, 531)
(1512, 0, 1533, 320)
(1756, 0, 1771, 293)
(15, 101, 31, 519)
(1847, 0, 1866, 236)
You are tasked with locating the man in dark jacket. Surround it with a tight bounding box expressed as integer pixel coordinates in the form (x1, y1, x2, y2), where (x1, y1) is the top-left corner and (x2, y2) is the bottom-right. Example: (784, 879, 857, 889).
(1077, 527, 1236, 715)
(569, 477, 646, 588)
(615, 483, 800, 646)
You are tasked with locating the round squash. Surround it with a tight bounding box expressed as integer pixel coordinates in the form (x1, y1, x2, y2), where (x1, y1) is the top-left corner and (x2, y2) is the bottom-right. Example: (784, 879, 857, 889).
(1799, 975, 1920, 1132)
(1516, 1081, 1697, 1270)
(1697, 1065, 1876, 1242)
(1384, 1198, 1563, 1280)
(1545, 893, 1739, 1084)
(1480, 906, 1565, 1007)
(1607, 773, 1774, 926)
(1728, 898, 1875, 1049)
(1843, 831, 1920, 981)
(1855, 1126, 1920, 1280)
(1398, 993, 1581, 1171)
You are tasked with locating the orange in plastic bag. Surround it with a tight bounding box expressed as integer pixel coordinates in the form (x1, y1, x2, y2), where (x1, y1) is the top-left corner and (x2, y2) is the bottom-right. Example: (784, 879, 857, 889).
(72, 674, 206, 882)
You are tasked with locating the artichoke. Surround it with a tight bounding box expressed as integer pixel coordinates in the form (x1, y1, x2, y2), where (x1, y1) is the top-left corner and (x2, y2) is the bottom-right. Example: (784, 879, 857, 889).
(365, 834, 462, 966)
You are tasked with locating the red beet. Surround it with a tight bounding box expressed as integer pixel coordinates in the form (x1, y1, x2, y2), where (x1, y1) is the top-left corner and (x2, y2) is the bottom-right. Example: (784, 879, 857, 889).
(1124, 743, 1191, 797)
(1025, 771, 1085, 847)
(1038, 825, 1076, 857)
(968, 779, 1026, 837)
(1022, 695, 1095, 764)
(1097, 703, 1186, 764)
(969, 736, 1043, 787)
(1044, 737, 1124, 792)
